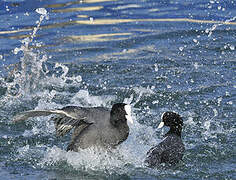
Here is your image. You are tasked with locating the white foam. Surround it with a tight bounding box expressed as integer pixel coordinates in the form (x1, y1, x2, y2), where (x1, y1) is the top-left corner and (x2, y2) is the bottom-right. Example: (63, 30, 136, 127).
(133, 86, 155, 96)
(36, 114, 157, 173)
(124, 86, 155, 106)
(70, 89, 116, 107)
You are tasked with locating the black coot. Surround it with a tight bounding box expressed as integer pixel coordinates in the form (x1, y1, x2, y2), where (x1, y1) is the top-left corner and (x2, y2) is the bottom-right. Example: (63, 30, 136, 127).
(145, 111, 185, 168)
(13, 103, 133, 151)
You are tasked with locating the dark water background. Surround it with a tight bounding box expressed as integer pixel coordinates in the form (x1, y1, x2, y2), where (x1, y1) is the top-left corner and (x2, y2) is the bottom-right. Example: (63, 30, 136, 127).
(0, 0, 235, 179)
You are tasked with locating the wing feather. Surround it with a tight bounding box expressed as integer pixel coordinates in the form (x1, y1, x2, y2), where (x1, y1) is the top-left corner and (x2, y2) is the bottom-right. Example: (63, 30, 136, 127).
(13, 107, 91, 137)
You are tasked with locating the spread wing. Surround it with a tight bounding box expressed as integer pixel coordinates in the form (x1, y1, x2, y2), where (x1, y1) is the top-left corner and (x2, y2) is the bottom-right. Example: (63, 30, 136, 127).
(13, 106, 93, 137)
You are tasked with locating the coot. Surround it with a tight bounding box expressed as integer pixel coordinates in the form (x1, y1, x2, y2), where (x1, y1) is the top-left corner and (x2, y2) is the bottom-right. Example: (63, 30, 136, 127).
(13, 103, 133, 151)
(145, 111, 185, 167)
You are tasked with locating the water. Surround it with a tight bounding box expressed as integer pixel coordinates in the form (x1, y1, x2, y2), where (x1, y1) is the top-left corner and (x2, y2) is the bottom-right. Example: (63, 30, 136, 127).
(0, 0, 235, 179)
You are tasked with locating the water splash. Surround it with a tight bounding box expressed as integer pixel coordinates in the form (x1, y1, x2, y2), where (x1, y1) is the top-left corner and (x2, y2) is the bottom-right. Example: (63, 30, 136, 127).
(35, 117, 157, 174)
(0, 7, 84, 111)
(70, 89, 115, 107)
(3, 8, 49, 98)
(205, 16, 236, 37)
(12, 97, 158, 174)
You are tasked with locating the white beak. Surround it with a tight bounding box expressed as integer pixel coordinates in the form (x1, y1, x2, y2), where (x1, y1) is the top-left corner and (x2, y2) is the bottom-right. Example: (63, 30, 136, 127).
(124, 105, 133, 124)
(157, 121, 164, 128)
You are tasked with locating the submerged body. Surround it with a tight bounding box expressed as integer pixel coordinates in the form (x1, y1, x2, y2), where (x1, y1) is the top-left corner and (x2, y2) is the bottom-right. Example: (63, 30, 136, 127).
(13, 103, 133, 151)
(145, 134, 185, 167)
(145, 112, 185, 168)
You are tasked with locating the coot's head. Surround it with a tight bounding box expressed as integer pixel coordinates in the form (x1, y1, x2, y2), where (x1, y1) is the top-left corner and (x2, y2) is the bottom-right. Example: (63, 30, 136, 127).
(158, 112, 183, 136)
(110, 103, 133, 126)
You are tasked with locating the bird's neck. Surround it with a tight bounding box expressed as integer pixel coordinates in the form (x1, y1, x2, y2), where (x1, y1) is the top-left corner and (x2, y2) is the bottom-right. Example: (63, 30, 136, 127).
(165, 126, 182, 137)
(110, 117, 129, 145)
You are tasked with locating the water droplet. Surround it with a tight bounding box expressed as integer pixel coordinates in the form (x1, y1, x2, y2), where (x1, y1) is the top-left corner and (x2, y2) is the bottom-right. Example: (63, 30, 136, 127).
(193, 62, 200, 69)
(6, 6, 10, 12)
(24, 12, 29, 16)
(152, 100, 159, 104)
(77, 76, 82, 83)
(184, 102, 190, 105)
(229, 45, 235, 51)
(204, 121, 211, 130)
(193, 39, 198, 43)
(213, 108, 218, 116)
(36, 42, 42, 47)
(154, 64, 158, 72)
(36, 8, 47, 15)
(217, 97, 222, 106)
(13, 47, 21, 54)
(179, 47, 184, 51)
(227, 101, 233, 105)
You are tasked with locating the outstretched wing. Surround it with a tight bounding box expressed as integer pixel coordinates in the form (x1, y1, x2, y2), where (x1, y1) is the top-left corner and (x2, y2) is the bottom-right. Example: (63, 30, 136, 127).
(13, 106, 92, 137)
(13, 109, 79, 122)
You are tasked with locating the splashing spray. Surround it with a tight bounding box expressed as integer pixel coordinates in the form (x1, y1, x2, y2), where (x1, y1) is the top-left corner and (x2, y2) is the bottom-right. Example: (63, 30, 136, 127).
(206, 16, 236, 37)
(9, 8, 49, 96)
